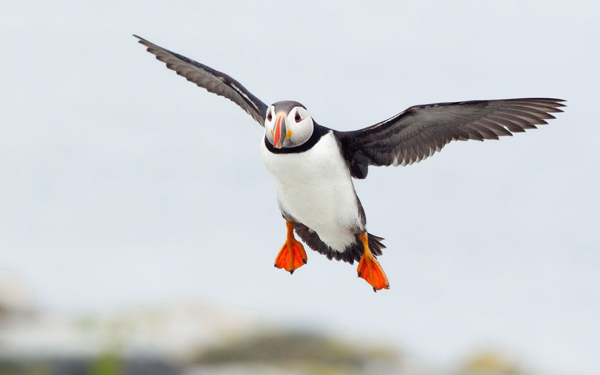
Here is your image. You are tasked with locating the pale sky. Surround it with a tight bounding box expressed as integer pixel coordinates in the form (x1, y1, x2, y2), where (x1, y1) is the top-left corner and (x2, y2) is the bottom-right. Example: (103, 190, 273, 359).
(1, 1, 599, 373)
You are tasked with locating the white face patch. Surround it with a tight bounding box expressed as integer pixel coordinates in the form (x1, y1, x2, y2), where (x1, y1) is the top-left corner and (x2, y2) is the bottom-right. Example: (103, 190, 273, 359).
(282, 106, 314, 148)
(264, 104, 314, 148)
(264, 105, 276, 145)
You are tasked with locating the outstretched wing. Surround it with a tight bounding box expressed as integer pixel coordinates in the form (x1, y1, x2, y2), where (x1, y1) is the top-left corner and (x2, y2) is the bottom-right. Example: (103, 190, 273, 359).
(335, 98, 565, 179)
(135, 35, 268, 126)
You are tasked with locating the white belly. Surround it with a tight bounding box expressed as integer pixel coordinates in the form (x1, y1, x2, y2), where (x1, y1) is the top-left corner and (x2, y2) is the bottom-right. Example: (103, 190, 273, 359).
(260, 132, 363, 252)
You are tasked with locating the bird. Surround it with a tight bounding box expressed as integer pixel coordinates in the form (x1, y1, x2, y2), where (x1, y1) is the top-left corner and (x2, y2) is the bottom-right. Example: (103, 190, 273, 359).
(134, 35, 565, 292)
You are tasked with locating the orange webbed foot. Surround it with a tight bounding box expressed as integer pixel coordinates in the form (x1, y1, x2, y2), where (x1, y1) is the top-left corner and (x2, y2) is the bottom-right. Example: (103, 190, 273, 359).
(357, 233, 390, 292)
(274, 222, 307, 274)
(357, 253, 389, 292)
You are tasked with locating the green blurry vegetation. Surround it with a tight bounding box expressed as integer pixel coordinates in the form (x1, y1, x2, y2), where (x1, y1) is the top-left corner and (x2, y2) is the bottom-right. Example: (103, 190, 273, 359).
(0, 361, 49, 375)
(90, 352, 122, 375)
(24, 365, 50, 375)
(0, 360, 19, 375)
(194, 330, 397, 371)
(0, 360, 15, 375)
(0, 315, 531, 375)
(0, 354, 122, 375)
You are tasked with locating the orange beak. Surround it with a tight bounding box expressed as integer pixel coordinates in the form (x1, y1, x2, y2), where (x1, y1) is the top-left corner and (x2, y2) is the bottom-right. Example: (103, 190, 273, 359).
(273, 114, 286, 149)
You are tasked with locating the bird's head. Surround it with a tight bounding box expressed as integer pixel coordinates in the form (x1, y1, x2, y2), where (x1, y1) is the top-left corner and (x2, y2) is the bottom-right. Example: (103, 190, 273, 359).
(264, 101, 314, 149)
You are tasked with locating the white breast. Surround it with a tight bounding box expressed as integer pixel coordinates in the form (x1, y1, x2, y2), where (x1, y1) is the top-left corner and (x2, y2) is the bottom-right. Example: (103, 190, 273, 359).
(260, 132, 363, 252)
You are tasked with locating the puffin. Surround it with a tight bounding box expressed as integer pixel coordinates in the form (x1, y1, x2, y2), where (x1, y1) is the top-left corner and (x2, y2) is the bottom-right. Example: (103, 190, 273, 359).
(135, 35, 565, 292)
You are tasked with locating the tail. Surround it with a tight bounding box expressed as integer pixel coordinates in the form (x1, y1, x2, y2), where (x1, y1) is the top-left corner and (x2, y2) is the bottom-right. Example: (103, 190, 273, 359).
(294, 223, 386, 265)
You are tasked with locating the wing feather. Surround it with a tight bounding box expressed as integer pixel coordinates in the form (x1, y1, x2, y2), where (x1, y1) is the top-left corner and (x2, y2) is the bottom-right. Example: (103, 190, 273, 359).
(135, 35, 268, 126)
(336, 98, 565, 179)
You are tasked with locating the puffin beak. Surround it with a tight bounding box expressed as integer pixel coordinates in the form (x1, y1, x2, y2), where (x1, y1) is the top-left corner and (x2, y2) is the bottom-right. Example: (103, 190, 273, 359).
(273, 113, 286, 149)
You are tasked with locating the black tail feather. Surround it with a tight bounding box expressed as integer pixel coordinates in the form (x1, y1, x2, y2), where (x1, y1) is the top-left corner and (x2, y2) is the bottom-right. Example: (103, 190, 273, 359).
(294, 223, 385, 264)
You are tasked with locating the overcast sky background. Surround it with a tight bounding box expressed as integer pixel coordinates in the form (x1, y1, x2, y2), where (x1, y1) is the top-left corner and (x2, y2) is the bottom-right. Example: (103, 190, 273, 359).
(1, 0, 599, 373)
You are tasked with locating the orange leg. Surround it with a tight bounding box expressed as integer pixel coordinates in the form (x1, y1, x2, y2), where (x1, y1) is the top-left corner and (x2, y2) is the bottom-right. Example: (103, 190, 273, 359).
(274, 222, 307, 274)
(357, 233, 390, 292)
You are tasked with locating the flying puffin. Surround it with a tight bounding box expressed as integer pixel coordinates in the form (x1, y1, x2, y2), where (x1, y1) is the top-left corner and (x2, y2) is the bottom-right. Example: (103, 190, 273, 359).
(135, 35, 565, 292)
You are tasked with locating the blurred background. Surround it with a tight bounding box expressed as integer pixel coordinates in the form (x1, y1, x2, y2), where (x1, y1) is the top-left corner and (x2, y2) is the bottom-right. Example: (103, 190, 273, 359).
(1, 0, 599, 374)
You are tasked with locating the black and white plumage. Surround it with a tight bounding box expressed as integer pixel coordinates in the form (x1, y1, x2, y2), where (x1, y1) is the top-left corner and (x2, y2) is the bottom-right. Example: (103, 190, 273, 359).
(135, 35, 565, 267)
(336, 98, 565, 179)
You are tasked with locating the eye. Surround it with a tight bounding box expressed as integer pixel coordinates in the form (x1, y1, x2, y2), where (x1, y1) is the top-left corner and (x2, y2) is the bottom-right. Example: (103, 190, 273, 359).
(267, 111, 272, 121)
(294, 111, 302, 123)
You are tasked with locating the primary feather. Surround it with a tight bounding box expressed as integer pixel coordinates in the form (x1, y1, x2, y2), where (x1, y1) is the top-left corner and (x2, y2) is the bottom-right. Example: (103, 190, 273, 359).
(336, 98, 565, 179)
(135, 35, 268, 125)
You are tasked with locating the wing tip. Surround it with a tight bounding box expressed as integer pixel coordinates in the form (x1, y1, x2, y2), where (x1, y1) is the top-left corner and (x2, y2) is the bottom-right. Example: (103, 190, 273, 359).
(133, 34, 154, 49)
(521, 97, 567, 107)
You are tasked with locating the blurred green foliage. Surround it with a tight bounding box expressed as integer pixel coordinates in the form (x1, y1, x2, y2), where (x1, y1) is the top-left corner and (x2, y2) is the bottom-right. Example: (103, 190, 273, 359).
(90, 352, 122, 375)
(0, 361, 49, 375)
(26, 365, 50, 375)
(194, 330, 397, 371)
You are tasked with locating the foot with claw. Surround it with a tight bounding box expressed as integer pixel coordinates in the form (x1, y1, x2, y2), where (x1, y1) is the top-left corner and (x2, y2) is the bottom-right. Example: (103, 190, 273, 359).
(274, 222, 307, 274)
(357, 232, 390, 292)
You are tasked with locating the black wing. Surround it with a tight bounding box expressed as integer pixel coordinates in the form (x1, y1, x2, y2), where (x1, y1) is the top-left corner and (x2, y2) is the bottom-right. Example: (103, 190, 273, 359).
(135, 35, 268, 126)
(335, 98, 565, 179)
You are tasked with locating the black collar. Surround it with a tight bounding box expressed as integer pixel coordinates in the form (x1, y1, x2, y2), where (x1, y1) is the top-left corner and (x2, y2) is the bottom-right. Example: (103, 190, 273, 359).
(264, 123, 331, 154)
